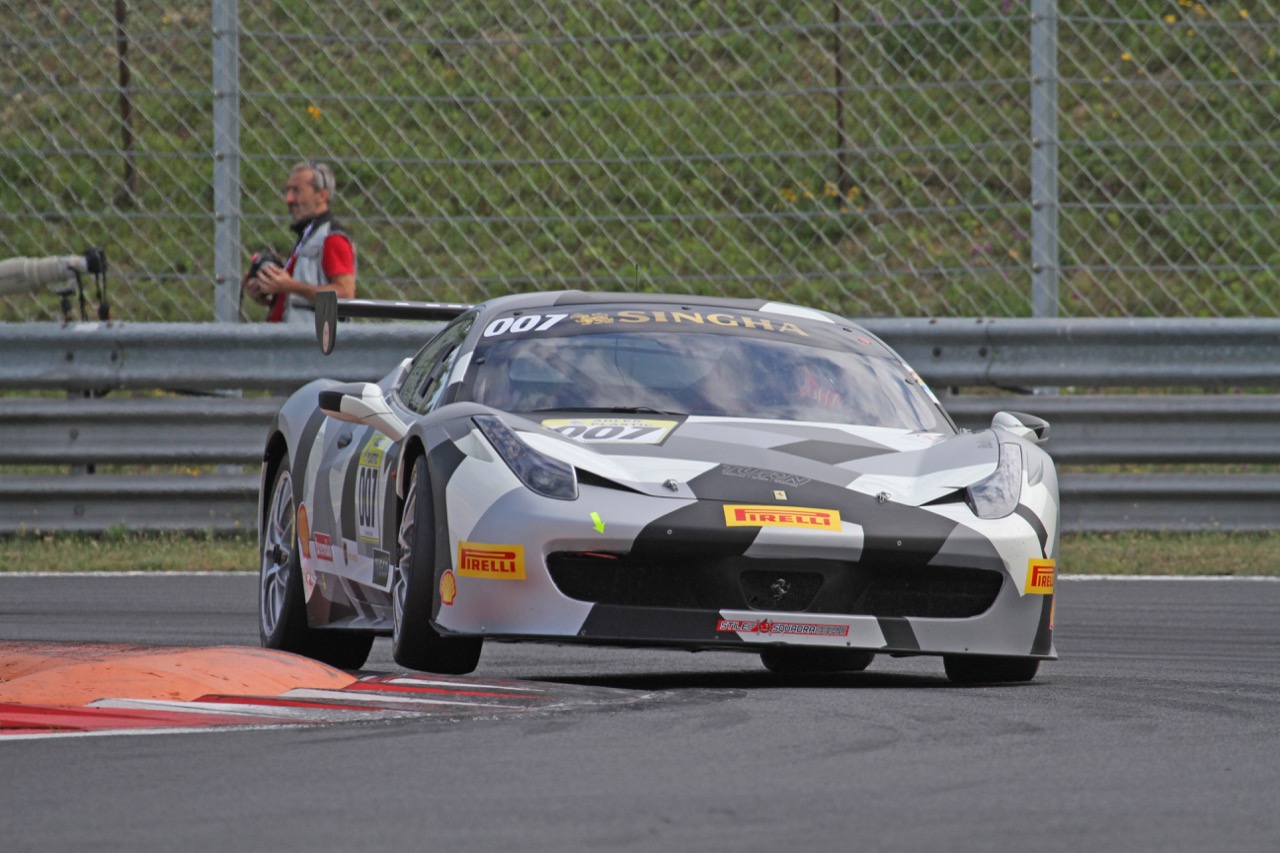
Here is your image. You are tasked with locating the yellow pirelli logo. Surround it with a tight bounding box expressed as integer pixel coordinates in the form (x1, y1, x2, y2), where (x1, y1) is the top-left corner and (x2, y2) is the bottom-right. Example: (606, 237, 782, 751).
(1026, 558, 1056, 594)
(457, 542, 526, 579)
(723, 504, 841, 531)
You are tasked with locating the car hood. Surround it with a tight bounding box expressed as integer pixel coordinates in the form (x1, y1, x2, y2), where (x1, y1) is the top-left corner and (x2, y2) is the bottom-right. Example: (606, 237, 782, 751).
(514, 414, 998, 506)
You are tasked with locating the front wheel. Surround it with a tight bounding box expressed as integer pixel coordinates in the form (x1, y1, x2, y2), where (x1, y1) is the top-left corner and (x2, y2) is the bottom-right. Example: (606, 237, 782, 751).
(391, 454, 482, 674)
(943, 654, 1039, 684)
(259, 459, 373, 670)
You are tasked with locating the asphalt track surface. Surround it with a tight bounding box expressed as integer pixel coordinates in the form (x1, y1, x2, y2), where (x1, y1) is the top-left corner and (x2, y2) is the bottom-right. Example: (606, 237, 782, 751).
(2, 574, 1278, 852)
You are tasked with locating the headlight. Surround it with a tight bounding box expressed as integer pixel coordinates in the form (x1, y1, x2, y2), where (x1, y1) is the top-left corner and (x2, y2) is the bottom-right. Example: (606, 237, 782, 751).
(474, 414, 578, 500)
(966, 441, 1023, 519)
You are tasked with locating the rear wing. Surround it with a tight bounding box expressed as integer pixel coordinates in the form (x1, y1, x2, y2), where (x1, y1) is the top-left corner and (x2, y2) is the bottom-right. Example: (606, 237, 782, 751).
(314, 291, 474, 355)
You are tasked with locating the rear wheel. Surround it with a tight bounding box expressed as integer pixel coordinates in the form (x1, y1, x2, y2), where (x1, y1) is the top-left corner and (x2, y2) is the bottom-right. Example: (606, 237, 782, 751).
(391, 454, 482, 674)
(259, 459, 373, 670)
(943, 654, 1039, 684)
(760, 647, 875, 674)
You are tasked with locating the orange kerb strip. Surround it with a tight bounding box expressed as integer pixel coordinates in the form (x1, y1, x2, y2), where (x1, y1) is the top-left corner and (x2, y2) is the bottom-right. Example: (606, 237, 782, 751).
(0, 641, 356, 707)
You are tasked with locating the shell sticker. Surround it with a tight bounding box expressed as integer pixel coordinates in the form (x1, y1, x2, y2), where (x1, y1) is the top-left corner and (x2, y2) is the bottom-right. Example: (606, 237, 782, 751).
(439, 570, 457, 605)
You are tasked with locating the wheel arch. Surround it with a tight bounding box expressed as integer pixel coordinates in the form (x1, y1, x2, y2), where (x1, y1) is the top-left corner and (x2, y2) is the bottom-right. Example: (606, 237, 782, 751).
(396, 435, 428, 502)
(260, 430, 290, 533)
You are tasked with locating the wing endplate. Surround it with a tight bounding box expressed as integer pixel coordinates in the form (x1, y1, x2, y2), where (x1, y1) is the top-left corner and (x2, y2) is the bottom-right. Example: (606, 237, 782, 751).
(315, 292, 474, 354)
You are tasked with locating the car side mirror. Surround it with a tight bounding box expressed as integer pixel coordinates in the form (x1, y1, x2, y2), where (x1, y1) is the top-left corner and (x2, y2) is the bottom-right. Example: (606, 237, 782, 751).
(315, 290, 338, 354)
(991, 410, 1050, 445)
(318, 382, 408, 442)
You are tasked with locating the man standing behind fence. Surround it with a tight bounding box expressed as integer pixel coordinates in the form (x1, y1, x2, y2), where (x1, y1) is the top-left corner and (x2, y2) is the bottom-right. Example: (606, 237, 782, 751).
(243, 160, 356, 323)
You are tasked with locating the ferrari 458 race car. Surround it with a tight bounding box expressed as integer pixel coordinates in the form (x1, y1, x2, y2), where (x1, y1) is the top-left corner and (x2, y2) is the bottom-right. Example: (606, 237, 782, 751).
(258, 290, 1058, 683)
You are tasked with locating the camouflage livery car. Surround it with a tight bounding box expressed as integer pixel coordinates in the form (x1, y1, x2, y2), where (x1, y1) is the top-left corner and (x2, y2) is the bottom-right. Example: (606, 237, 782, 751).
(258, 291, 1058, 683)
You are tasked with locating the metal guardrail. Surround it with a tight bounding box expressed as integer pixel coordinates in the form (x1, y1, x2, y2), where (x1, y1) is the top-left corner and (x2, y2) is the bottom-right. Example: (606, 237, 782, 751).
(6, 393, 1279, 470)
(944, 395, 1280, 465)
(0, 474, 258, 535)
(2, 319, 1279, 534)
(7, 470, 1279, 536)
(1060, 475, 1280, 533)
(0, 396, 280, 466)
(4, 317, 1280, 391)
(894, 317, 1280, 389)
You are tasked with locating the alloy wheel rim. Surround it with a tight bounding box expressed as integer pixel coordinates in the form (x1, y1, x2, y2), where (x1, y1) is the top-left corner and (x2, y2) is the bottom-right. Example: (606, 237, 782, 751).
(260, 469, 294, 636)
(392, 464, 418, 644)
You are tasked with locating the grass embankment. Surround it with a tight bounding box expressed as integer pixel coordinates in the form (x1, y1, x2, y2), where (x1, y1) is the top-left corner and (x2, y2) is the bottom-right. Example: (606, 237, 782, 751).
(3, 2, 1276, 321)
(2, 530, 1277, 575)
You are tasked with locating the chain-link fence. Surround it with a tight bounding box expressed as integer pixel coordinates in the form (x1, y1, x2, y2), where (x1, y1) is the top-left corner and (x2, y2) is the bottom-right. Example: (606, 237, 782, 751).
(2, 1, 1276, 322)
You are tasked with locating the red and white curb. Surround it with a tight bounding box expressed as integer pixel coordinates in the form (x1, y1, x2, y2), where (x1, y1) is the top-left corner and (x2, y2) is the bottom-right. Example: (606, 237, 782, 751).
(1, 672, 653, 739)
(0, 640, 655, 739)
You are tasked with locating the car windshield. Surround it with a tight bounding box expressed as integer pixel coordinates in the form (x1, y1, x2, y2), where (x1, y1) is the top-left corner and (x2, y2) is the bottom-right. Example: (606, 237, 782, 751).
(462, 325, 951, 432)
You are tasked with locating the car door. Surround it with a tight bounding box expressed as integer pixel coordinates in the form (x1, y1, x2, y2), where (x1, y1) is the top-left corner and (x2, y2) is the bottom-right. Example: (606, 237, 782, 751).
(321, 317, 477, 603)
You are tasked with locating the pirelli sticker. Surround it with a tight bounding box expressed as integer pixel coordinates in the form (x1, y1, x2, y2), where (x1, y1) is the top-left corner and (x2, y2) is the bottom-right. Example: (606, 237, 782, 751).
(457, 542, 526, 580)
(1026, 558, 1056, 594)
(723, 504, 841, 531)
(542, 417, 677, 444)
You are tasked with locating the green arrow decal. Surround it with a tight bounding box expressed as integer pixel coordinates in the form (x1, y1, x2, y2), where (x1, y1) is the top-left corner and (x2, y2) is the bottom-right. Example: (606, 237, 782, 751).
(590, 512, 605, 534)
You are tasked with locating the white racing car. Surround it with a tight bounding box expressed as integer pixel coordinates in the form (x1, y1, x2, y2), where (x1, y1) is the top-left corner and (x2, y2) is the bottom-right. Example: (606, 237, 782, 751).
(258, 290, 1058, 682)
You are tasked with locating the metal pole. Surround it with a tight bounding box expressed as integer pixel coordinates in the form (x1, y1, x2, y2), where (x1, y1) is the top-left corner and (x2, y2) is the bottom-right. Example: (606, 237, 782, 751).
(832, 2, 851, 197)
(113, 0, 136, 207)
(1029, 0, 1058, 318)
(212, 0, 241, 323)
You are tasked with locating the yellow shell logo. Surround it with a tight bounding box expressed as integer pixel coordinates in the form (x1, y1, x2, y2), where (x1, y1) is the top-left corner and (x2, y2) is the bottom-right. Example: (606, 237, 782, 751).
(439, 570, 457, 606)
(297, 503, 311, 559)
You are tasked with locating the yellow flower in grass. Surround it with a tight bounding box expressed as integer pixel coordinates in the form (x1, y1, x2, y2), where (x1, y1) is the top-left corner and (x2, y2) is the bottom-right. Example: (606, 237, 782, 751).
(307, 104, 322, 122)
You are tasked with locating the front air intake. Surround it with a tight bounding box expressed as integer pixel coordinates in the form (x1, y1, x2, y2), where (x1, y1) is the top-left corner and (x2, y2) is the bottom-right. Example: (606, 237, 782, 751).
(546, 552, 1002, 619)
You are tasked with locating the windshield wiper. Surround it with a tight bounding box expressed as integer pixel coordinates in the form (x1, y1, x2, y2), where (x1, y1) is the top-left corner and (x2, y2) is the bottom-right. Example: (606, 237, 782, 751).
(528, 405, 686, 416)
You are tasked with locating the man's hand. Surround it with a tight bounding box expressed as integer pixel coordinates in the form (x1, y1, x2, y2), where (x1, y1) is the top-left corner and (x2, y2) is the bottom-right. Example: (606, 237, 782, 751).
(256, 263, 294, 297)
(242, 271, 269, 306)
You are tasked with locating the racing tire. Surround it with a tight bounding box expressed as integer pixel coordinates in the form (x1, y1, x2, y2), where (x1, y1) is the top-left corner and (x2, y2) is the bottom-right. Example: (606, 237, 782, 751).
(391, 454, 483, 674)
(760, 647, 875, 674)
(259, 459, 374, 670)
(943, 654, 1039, 684)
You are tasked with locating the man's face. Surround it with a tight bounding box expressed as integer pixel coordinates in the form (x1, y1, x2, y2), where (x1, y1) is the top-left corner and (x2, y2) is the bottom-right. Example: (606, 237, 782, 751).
(284, 168, 328, 223)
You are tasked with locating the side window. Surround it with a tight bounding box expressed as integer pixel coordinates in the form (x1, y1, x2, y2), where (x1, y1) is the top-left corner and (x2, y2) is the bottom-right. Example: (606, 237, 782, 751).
(396, 316, 475, 414)
(420, 342, 464, 413)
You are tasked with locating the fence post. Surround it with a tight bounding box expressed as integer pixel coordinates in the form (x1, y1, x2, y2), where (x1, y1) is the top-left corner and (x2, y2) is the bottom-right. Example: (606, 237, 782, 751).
(212, 0, 241, 323)
(1030, 0, 1059, 318)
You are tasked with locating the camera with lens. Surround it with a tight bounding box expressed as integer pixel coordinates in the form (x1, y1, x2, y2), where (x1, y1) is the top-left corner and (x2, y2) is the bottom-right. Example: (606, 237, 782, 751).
(247, 250, 284, 280)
